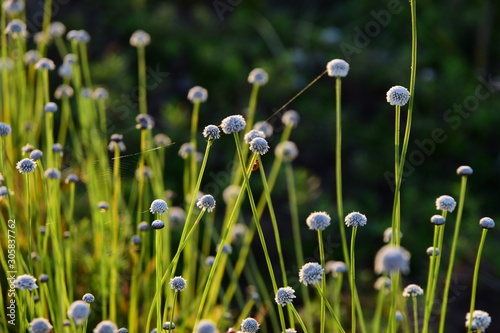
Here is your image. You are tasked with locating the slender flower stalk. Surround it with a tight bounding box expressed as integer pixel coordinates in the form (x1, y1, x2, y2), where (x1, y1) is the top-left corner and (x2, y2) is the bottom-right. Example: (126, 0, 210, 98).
(314, 283, 347, 333)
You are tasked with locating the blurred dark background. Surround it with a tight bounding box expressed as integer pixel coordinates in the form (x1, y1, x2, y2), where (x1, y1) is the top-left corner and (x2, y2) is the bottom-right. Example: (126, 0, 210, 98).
(26, 0, 500, 331)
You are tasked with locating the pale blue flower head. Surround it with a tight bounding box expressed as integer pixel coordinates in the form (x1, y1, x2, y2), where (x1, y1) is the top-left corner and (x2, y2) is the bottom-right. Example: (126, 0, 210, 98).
(35, 58, 55, 71)
(253, 121, 273, 137)
(44, 168, 61, 180)
(383, 227, 403, 243)
(386, 85, 410, 106)
(150, 199, 168, 214)
(44, 102, 58, 113)
(5, 19, 26, 37)
(0, 122, 11, 136)
(306, 211, 331, 231)
(24, 50, 41, 65)
(325, 260, 348, 277)
(435, 195, 456, 212)
(326, 59, 349, 77)
(58, 63, 73, 78)
(49, 22, 66, 38)
(82, 293, 95, 303)
(402, 284, 424, 297)
(151, 220, 165, 230)
(93, 320, 117, 333)
(187, 86, 208, 103)
(194, 319, 217, 333)
(479, 217, 495, 229)
(93, 88, 109, 100)
(281, 110, 300, 127)
(430, 215, 446, 225)
(135, 114, 155, 130)
(244, 129, 265, 144)
(16, 158, 36, 173)
(299, 262, 324, 286)
(130, 30, 151, 47)
(465, 310, 491, 332)
(29, 318, 53, 333)
(275, 286, 296, 306)
(162, 322, 175, 330)
(3, 0, 24, 15)
(178, 142, 194, 159)
(456, 165, 473, 176)
(248, 68, 268, 85)
(374, 245, 410, 275)
(203, 125, 220, 140)
(55, 84, 74, 99)
(241, 318, 259, 333)
(275, 141, 298, 162)
(196, 194, 216, 212)
(15, 274, 38, 290)
(426, 246, 440, 256)
(169, 276, 187, 292)
(345, 211, 367, 227)
(221, 115, 246, 134)
(67, 300, 90, 325)
(249, 137, 269, 155)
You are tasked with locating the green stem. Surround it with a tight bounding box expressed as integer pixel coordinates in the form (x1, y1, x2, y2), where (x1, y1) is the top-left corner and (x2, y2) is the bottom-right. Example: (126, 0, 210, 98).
(372, 282, 386, 333)
(155, 223, 163, 332)
(138, 46, 147, 114)
(438, 176, 468, 333)
(289, 304, 310, 333)
(315, 283, 347, 333)
(467, 229, 489, 333)
(350, 227, 357, 333)
(413, 297, 419, 333)
(168, 292, 178, 333)
(422, 224, 440, 333)
(318, 230, 326, 333)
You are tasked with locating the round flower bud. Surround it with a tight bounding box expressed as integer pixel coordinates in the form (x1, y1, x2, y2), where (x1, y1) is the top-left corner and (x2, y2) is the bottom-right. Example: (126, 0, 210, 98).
(430, 215, 446, 225)
(29, 149, 43, 161)
(38, 274, 49, 283)
(67, 300, 90, 325)
(44, 168, 61, 180)
(205, 256, 215, 266)
(275, 141, 298, 162)
(217, 243, 232, 254)
(67, 30, 90, 43)
(3, 0, 24, 15)
(281, 110, 300, 127)
(93, 320, 118, 333)
(194, 319, 217, 333)
(0, 122, 12, 136)
(169, 276, 187, 292)
(52, 143, 63, 155)
(306, 211, 331, 231)
(150, 199, 168, 214)
(325, 260, 348, 277)
(64, 53, 77, 65)
(197, 194, 216, 212)
(58, 63, 73, 78)
(395, 311, 404, 323)
(5, 19, 26, 37)
(326, 59, 349, 77)
(151, 220, 165, 230)
(65, 174, 79, 184)
(386, 85, 410, 106)
(34, 58, 55, 71)
(178, 142, 194, 159)
(465, 310, 491, 332)
(49, 22, 66, 38)
(93, 88, 109, 100)
(221, 115, 246, 134)
(240, 318, 259, 333)
(402, 284, 424, 297)
(249, 137, 269, 155)
(78, 293, 95, 305)
(426, 247, 440, 256)
(22, 144, 34, 154)
(479, 217, 495, 229)
(248, 68, 268, 85)
(374, 245, 411, 275)
(0, 186, 8, 198)
(456, 165, 473, 176)
(130, 30, 151, 47)
(118, 328, 128, 333)
(135, 114, 155, 130)
(435, 195, 456, 212)
(202, 125, 221, 140)
(345, 211, 367, 227)
(81, 88, 93, 99)
(162, 322, 175, 330)
(30, 317, 53, 333)
(274, 286, 296, 306)
(44, 102, 58, 113)
(138, 221, 149, 232)
(299, 262, 324, 286)
(55, 84, 74, 99)
(131, 234, 141, 245)
(63, 320, 71, 327)
(383, 227, 403, 243)
(24, 50, 41, 65)
(187, 86, 208, 103)
(16, 158, 37, 174)
(152, 134, 170, 147)
(253, 121, 273, 138)
(244, 130, 265, 144)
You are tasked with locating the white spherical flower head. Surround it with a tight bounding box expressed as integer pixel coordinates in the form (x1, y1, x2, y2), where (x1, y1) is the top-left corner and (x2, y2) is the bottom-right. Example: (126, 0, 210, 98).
(284, 329, 297, 333)
(34, 58, 55, 71)
(0, 122, 11, 136)
(299, 262, 324, 286)
(150, 199, 168, 214)
(386, 85, 410, 106)
(345, 211, 367, 227)
(67, 300, 90, 325)
(117, 328, 128, 333)
(129, 30, 151, 47)
(430, 215, 446, 225)
(466, 310, 491, 332)
(5, 19, 26, 37)
(49, 22, 66, 38)
(479, 217, 495, 229)
(374, 245, 411, 275)
(281, 110, 300, 127)
(44, 168, 61, 180)
(383, 227, 403, 243)
(187, 86, 208, 103)
(275, 141, 298, 162)
(221, 115, 246, 134)
(275, 286, 296, 306)
(3, 0, 24, 15)
(169, 276, 187, 292)
(326, 59, 349, 77)
(306, 211, 331, 231)
(93, 320, 118, 333)
(44, 102, 58, 113)
(253, 121, 273, 138)
(395, 311, 404, 323)
(151, 220, 165, 230)
(244, 129, 266, 144)
(197, 194, 216, 212)
(135, 114, 155, 130)
(178, 142, 194, 159)
(248, 68, 268, 85)
(203, 125, 221, 140)
(426, 246, 440, 256)
(249, 137, 269, 155)
(402, 284, 424, 297)
(457, 165, 473, 176)
(194, 319, 217, 333)
(435, 195, 456, 212)
(14, 274, 38, 290)
(82, 293, 95, 303)
(325, 260, 348, 277)
(16, 158, 37, 174)
(93, 87, 109, 100)
(216, 243, 232, 254)
(24, 50, 41, 65)
(55, 84, 74, 99)
(29, 318, 53, 333)
(241, 318, 260, 333)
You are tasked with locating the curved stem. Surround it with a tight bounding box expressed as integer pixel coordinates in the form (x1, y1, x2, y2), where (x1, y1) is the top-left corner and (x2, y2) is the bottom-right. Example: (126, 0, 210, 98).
(315, 283, 347, 333)
(350, 227, 357, 333)
(467, 229, 488, 333)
